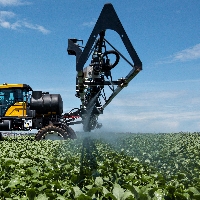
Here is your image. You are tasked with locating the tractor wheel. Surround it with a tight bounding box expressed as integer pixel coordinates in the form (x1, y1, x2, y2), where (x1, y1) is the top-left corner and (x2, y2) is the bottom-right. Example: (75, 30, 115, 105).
(65, 126, 77, 139)
(35, 125, 69, 141)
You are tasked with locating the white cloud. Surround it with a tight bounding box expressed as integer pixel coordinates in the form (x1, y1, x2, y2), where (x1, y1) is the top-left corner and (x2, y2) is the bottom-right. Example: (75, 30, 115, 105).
(0, 10, 15, 18)
(99, 108, 200, 133)
(0, 10, 50, 34)
(173, 43, 200, 62)
(0, 0, 30, 6)
(157, 43, 200, 64)
(82, 18, 96, 28)
(97, 89, 200, 133)
(23, 21, 50, 34)
(0, 20, 10, 28)
(101, 109, 200, 123)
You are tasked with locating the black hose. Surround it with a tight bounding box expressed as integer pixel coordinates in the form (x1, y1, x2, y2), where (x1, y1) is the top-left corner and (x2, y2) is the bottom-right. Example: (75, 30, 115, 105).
(102, 50, 120, 70)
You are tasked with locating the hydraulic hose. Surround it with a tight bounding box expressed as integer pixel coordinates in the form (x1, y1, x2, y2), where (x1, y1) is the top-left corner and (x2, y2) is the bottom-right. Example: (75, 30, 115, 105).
(102, 50, 120, 70)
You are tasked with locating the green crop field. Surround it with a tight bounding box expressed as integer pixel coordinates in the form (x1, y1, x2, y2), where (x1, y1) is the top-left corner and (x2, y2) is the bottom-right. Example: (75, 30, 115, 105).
(0, 132, 200, 199)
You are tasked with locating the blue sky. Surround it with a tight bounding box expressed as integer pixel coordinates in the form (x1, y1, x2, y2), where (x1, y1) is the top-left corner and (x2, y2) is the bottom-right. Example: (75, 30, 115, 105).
(0, 0, 200, 133)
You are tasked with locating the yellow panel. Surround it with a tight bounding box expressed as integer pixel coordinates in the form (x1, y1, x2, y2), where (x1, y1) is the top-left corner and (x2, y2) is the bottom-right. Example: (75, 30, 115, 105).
(0, 83, 24, 89)
(5, 102, 27, 117)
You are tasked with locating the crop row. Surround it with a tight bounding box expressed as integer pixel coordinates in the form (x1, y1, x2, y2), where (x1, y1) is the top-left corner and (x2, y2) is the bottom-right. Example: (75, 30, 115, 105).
(0, 133, 200, 199)
(112, 133, 200, 185)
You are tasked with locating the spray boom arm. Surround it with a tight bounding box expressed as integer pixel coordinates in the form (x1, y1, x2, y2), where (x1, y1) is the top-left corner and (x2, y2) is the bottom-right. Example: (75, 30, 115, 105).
(67, 3, 142, 132)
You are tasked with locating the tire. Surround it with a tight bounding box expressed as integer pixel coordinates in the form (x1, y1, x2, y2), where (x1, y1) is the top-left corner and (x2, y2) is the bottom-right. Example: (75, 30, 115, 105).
(35, 125, 69, 141)
(62, 124, 77, 139)
(66, 126, 77, 139)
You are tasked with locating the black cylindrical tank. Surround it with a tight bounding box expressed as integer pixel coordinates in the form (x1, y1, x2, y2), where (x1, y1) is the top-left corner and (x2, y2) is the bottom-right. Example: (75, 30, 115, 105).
(30, 91, 63, 115)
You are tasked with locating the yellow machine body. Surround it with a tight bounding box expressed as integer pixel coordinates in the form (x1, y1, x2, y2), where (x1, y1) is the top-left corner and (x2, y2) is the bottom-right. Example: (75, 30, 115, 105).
(4, 102, 27, 117)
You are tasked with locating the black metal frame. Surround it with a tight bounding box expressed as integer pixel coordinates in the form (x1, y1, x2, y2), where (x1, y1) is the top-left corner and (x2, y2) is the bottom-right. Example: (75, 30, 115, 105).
(67, 3, 142, 131)
(68, 3, 142, 71)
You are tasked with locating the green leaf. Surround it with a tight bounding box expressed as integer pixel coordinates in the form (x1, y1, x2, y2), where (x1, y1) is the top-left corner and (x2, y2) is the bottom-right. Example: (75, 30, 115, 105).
(95, 177, 103, 187)
(105, 192, 118, 200)
(77, 194, 92, 200)
(32, 172, 40, 178)
(145, 159, 151, 164)
(174, 192, 191, 200)
(35, 193, 49, 200)
(153, 189, 165, 200)
(8, 177, 20, 188)
(102, 186, 110, 195)
(87, 187, 100, 196)
(38, 184, 47, 192)
(188, 187, 200, 195)
(73, 186, 83, 198)
(19, 181, 26, 187)
(20, 197, 30, 200)
(56, 196, 66, 200)
(166, 185, 176, 194)
(2, 192, 11, 198)
(26, 188, 36, 200)
(71, 174, 78, 183)
(85, 184, 93, 190)
(113, 183, 124, 200)
(193, 194, 200, 199)
(122, 190, 135, 200)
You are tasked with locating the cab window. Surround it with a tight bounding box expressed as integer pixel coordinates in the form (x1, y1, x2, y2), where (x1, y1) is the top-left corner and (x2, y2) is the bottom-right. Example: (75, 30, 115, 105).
(0, 89, 28, 116)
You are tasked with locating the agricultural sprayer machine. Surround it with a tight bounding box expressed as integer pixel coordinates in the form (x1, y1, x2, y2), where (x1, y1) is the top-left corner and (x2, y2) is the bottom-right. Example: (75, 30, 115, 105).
(0, 3, 142, 140)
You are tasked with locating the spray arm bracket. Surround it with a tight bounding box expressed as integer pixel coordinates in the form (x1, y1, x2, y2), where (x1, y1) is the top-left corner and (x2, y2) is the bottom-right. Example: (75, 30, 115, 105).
(67, 3, 142, 132)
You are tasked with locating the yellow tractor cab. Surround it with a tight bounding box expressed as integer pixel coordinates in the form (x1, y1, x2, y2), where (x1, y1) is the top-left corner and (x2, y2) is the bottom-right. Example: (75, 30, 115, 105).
(0, 83, 32, 118)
